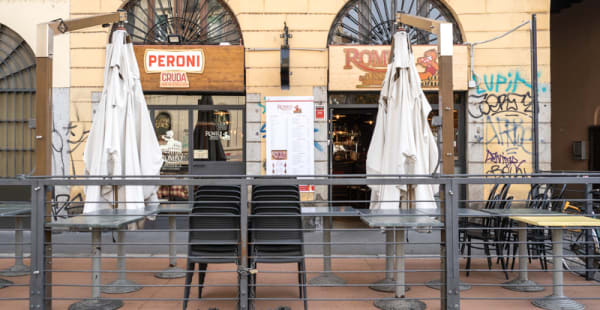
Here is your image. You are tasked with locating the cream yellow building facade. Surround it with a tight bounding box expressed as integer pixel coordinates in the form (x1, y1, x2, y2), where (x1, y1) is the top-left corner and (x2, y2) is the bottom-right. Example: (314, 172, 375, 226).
(60, 0, 552, 200)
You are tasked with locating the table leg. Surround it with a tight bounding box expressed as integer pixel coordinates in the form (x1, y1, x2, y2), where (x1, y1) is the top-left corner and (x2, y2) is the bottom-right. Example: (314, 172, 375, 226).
(532, 229, 585, 310)
(0, 216, 30, 277)
(155, 215, 185, 279)
(503, 222, 544, 292)
(374, 229, 426, 310)
(68, 229, 123, 310)
(369, 230, 402, 292)
(309, 216, 346, 286)
(102, 230, 141, 294)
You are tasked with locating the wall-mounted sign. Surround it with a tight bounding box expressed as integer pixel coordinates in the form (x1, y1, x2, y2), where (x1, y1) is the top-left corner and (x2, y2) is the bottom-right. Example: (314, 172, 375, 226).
(134, 45, 244, 92)
(328, 45, 469, 91)
(145, 49, 205, 73)
(265, 96, 314, 176)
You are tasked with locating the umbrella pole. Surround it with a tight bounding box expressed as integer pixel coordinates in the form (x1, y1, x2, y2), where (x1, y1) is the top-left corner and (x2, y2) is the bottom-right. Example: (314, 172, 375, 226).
(102, 185, 142, 294)
(102, 229, 142, 294)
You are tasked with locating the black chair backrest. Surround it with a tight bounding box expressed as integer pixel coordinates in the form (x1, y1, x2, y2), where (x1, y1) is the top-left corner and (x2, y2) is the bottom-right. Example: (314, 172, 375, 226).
(189, 208, 240, 250)
(252, 207, 303, 247)
(253, 190, 299, 199)
(253, 195, 299, 202)
(484, 184, 500, 209)
(195, 194, 240, 202)
(195, 189, 241, 197)
(253, 185, 299, 193)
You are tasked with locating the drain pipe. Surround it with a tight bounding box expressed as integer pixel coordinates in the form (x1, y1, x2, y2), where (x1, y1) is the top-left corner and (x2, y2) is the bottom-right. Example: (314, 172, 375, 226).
(531, 14, 540, 173)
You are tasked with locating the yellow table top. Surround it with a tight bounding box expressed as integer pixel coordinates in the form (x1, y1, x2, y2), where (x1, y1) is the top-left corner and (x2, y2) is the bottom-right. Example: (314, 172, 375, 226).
(510, 215, 600, 227)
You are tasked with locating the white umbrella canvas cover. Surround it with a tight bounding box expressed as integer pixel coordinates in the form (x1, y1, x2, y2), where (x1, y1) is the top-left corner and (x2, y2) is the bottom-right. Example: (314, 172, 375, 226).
(366, 31, 439, 210)
(83, 30, 163, 213)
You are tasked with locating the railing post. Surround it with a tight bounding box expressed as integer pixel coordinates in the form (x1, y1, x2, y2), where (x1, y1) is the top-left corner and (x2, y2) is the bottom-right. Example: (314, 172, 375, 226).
(29, 182, 47, 309)
(239, 182, 249, 310)
(442, 180, 460, 309)
(585, 183, 594, 280)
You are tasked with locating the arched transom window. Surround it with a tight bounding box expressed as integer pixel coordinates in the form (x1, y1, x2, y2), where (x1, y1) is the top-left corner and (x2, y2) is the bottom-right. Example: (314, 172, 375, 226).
(328, 0, 463, 45)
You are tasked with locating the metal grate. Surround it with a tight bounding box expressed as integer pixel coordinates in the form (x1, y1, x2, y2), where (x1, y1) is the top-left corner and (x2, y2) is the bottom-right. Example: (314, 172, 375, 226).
(328, 0, 463, 45)
(0, 24, 36, 177)
(118, 0, 243, 45)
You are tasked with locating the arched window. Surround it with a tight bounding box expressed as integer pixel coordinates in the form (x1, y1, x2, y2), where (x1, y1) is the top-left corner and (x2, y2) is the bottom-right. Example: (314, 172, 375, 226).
(118, 0, 242, 45)
(328, 0, 463, 45)
(0, 24, 36, 177)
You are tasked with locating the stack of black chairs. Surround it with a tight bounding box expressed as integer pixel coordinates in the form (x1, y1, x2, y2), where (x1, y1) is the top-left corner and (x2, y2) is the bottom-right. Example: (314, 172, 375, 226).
(183, 185, 241, 310)
(250, 185, 307, 310)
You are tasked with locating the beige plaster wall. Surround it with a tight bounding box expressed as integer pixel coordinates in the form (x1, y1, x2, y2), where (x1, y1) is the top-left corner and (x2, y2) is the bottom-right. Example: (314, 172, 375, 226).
(67, 0, 552, 201)
(0, 0, 70, 87)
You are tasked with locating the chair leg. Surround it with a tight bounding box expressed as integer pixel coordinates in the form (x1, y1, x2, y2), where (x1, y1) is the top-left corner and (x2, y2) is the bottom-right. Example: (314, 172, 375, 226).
(484, 241, 493, 270)
(466, 237, 472, 277)
(300, 260, 308, 310)
(297, 262, 303, 299)
(497, 243, 509, 280)
(198, 263, 208, 299)
(511, 242, 518, 270)
(183, 261, 195, 310)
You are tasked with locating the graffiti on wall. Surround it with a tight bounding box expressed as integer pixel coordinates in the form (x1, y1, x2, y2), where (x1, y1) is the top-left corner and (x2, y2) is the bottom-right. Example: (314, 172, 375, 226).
(469, 70, 545, 176)
(485, 149, 527, 174)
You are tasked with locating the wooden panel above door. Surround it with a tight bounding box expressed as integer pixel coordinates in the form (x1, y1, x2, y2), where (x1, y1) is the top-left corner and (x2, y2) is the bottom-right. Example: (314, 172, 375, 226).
(134, 45, 245, 93)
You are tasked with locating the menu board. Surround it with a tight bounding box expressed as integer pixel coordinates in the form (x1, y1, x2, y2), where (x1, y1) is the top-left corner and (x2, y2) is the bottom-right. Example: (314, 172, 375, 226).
(266, 96, 314, 176)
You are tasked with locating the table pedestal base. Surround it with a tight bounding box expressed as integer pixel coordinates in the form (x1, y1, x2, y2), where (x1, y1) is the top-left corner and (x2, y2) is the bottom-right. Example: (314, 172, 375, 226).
(154, 266, 186, 279)
(0, 263, 30, 277)
(0, 278, 13, 289)
(374, 298, 426, 310)
(502, 278, 544, 292)
(532, 295, 585, 310)
(68, 298, 123, 310)
(425, 279, 471, 291)
(309, 273, 346, 286)
(369, 278, 410, 293)
(101, 279, 141, 294)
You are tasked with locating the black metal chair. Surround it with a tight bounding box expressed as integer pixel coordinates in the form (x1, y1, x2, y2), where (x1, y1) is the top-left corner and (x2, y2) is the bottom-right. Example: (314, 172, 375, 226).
(183, 192, 241, 310)
(249, 204, 307, 310)
(464, 189, 512, 280)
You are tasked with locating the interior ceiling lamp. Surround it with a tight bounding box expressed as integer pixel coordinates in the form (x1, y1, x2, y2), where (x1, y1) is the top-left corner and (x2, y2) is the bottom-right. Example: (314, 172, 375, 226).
(280, 22, 291, 90)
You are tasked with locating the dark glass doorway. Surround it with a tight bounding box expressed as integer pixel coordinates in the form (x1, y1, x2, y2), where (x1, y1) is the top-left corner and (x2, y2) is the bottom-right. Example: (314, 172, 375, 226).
(330, 106, 378, 208)
(328, 92, 466, 209)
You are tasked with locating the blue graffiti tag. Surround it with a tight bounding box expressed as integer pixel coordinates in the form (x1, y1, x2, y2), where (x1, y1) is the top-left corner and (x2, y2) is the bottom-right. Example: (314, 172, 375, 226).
(485, 116, 532, 154)
(475, 71, 547, 95)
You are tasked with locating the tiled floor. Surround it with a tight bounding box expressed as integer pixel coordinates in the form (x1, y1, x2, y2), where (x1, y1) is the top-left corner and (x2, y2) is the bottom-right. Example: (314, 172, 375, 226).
(0, 257, 598, 310)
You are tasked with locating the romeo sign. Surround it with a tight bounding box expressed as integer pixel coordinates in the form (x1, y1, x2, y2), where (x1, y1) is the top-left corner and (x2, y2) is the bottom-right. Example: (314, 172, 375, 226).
(328, 45, 469, 91)
(134, 45, 245, 92)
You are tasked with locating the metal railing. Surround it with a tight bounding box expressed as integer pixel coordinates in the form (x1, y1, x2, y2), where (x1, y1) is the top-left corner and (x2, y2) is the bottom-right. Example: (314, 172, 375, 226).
(0, 174, 599, 310)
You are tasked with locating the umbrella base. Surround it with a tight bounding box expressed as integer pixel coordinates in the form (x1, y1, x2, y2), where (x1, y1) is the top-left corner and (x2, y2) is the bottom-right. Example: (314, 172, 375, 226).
(308, 273, 346, 286)
(532, 295, 585, 310)
(0, 263, 30, 277)
(369, 278, 410, 293)
(101, 279, 141, 294)
(68, 298, 123, 310)
(0, 278, 13, 289)
(154, 266, 186, 279)
(374, 298, 426, 310)
(425, 279, 471, 291)
(502, 278, 545, 292)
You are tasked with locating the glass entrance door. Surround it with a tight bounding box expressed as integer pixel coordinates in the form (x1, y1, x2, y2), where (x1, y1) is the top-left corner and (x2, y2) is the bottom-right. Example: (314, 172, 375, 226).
(146, 95, 246, 177)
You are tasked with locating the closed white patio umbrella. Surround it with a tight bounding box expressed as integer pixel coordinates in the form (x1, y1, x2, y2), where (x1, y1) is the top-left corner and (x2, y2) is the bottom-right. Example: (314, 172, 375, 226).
(83, 29, 163, 213)
(366, 30, 438, 210)
(81, 29, 163, 297)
